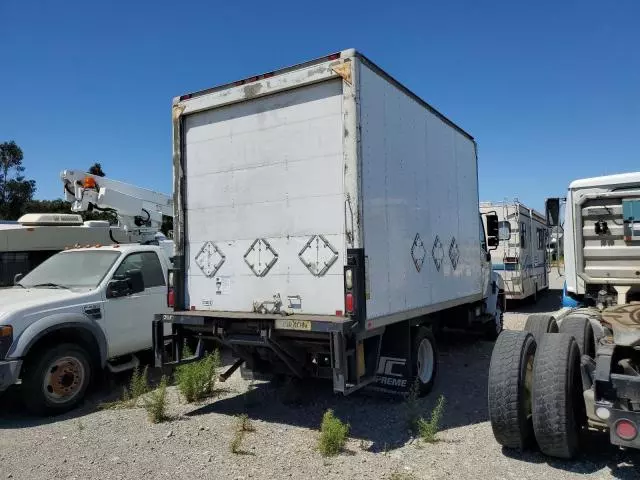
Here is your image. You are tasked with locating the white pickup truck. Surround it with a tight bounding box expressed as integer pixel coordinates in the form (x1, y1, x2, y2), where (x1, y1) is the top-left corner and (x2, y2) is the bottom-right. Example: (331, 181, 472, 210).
(0, 243, 172, 414)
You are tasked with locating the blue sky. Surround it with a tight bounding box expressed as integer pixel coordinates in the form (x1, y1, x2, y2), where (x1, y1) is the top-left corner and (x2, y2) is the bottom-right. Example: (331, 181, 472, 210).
(1, 0, 638, 212)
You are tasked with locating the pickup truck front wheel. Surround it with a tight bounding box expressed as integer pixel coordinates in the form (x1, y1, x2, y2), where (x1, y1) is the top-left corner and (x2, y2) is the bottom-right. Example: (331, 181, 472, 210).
(22, 343, 92, 415)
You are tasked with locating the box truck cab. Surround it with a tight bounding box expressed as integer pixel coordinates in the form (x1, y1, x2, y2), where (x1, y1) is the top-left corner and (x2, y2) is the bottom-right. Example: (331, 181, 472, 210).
(154, 49, 503, 396)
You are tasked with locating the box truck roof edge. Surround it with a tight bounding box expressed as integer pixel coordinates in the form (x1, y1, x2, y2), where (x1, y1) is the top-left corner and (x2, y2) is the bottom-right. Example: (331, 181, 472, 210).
(172, 49, 474, 142)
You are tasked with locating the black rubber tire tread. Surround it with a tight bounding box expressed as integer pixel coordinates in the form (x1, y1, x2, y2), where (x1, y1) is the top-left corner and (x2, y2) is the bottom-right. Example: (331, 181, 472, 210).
(412, 327, 438, 397)
(524, 314, 559, 342)
(488, 330, 537, 450)
(22, 343, 92, 416)
(559, 316, 596, 358)
(532, 333, 585, 459)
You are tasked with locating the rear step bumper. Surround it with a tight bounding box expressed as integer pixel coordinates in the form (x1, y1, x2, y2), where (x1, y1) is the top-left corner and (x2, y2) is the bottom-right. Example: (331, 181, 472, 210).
(155, 310, 355, 333)
(152, 311, 381, 395)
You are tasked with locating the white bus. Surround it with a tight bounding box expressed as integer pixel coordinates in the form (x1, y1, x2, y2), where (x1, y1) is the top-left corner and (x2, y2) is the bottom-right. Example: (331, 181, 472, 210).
(0, 213, 135, 287)
(480, 201, 549, 302)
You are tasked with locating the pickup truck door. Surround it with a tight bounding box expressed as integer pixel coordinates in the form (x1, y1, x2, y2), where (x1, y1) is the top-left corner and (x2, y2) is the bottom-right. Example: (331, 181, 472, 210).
(102, 251, 169, 357)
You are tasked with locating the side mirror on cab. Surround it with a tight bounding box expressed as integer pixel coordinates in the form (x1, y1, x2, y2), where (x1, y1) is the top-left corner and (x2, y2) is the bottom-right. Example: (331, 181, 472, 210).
(486, 213, 500, 250)
(546, 198, 560, 227)
(13, 273, 23, 285)
(107, 269, 145, 298)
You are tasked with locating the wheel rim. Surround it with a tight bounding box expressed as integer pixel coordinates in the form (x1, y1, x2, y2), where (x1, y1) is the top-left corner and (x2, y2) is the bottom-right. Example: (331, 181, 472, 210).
(43, 356, 85, 404)
(495, 312, 504, 334)
(416, 338, 434, 383)
(524, 354, 534, 419)
(495, 295, 504, 334)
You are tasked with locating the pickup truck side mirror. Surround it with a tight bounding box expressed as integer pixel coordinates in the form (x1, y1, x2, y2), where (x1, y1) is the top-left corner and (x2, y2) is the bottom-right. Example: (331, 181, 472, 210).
(107, 269, 145, 298)
(13, 273, 23, 285)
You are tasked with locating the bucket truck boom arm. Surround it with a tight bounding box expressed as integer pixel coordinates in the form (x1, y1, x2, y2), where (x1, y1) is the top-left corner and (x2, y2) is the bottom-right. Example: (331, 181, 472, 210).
(61, 169, 173, 245)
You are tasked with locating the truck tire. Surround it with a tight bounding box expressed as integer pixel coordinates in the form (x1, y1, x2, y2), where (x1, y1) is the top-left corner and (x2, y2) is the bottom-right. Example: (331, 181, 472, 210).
(412, 327, 438, 397)
(559, 316, 596, 358)
(484, 293, 505, 341)
(22, 343, 92, 416)
(488, 331, 537, 450)
(524, 314, 559, 342)
(532, 333, 585, 459)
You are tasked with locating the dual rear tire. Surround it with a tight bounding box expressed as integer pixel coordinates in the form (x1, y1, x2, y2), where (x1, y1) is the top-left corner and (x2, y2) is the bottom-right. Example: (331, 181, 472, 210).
(489, 315, 592, 459)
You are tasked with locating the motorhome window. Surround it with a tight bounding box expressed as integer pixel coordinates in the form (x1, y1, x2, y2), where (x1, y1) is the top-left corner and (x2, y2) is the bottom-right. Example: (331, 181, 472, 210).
(520, 222, 527, 248)
(0, 250, 58, 287)
(0, 252, 29, 287)
(498, 221, 511, 241)
(537, 228, 545, 250)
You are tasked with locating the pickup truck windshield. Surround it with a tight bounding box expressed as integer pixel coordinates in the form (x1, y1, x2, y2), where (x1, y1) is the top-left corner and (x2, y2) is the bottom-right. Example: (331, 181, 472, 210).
(18, 250, 121, 290)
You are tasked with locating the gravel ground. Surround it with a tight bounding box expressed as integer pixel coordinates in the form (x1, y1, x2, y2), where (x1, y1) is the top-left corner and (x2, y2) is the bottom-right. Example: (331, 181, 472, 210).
(1, 271, 639, 479)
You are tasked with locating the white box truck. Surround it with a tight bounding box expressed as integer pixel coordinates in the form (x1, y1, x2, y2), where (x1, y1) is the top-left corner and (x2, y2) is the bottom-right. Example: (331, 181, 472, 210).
(153, 49, 504, 396)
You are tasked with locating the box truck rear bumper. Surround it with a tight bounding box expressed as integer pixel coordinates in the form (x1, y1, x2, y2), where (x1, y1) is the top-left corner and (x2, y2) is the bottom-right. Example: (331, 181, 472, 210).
(152, 311, 381, 395)
(155, 310, 354, 334)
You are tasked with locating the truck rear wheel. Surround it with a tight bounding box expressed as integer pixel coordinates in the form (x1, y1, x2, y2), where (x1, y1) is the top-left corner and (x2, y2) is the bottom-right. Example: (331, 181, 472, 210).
(488, 331, 537, 450)
(22, 343, 92, 416)
(559, 316, 595, 358)
(412, 327, 438, 397)
(524, 314, 559, 342)
(532, 333, 585, 459)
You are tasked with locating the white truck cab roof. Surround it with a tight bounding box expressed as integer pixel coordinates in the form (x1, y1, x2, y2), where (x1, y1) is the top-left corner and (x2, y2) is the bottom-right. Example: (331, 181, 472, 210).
(65, 241, 174, 259)
(66, 243, 159, 253)
(569, 172, 640, 190)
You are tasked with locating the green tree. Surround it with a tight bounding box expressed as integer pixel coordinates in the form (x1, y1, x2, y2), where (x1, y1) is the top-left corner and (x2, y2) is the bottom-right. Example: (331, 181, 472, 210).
(89, 162, 105, 177)
(24, 199, 70, 215)
(0, 141, 36, 220)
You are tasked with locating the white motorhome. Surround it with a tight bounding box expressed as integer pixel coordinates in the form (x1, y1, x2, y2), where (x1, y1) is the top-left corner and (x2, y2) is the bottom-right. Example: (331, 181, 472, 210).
(0, 214, 134, 287)
(480, 201, 549, 301)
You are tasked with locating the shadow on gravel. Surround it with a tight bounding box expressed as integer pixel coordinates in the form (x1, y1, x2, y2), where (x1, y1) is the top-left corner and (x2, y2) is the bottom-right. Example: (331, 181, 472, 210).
(501, 430, 640, 480)
(185, 331, 494, 453)
(0, 352, 165, 429)
(506, 287, 562, 315)
(0, 388, 103, 429)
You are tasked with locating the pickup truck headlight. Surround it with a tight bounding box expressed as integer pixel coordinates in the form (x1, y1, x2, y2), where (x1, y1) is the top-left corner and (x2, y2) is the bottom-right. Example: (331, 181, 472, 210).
(0, 326, 13, 359)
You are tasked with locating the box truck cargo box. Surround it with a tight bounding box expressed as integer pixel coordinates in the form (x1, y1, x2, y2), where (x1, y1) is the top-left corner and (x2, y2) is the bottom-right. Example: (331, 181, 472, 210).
(154, 49, 504, 395)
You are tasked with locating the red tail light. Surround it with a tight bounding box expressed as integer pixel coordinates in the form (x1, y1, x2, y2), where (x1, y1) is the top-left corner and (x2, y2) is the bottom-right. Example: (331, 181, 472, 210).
(167, 288, 175, 308)
(615, 419, 638, 441)
(345, 293, 354, 313)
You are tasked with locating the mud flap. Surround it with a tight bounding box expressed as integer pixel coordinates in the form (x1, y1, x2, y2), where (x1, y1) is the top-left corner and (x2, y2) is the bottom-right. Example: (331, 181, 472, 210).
(370, 321, 413, 395)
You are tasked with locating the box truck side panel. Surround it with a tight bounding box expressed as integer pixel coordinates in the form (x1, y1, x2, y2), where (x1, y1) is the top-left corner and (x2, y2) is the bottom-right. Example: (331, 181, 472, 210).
(359, 63, 482, 323)
(182, 79, 346, 315)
